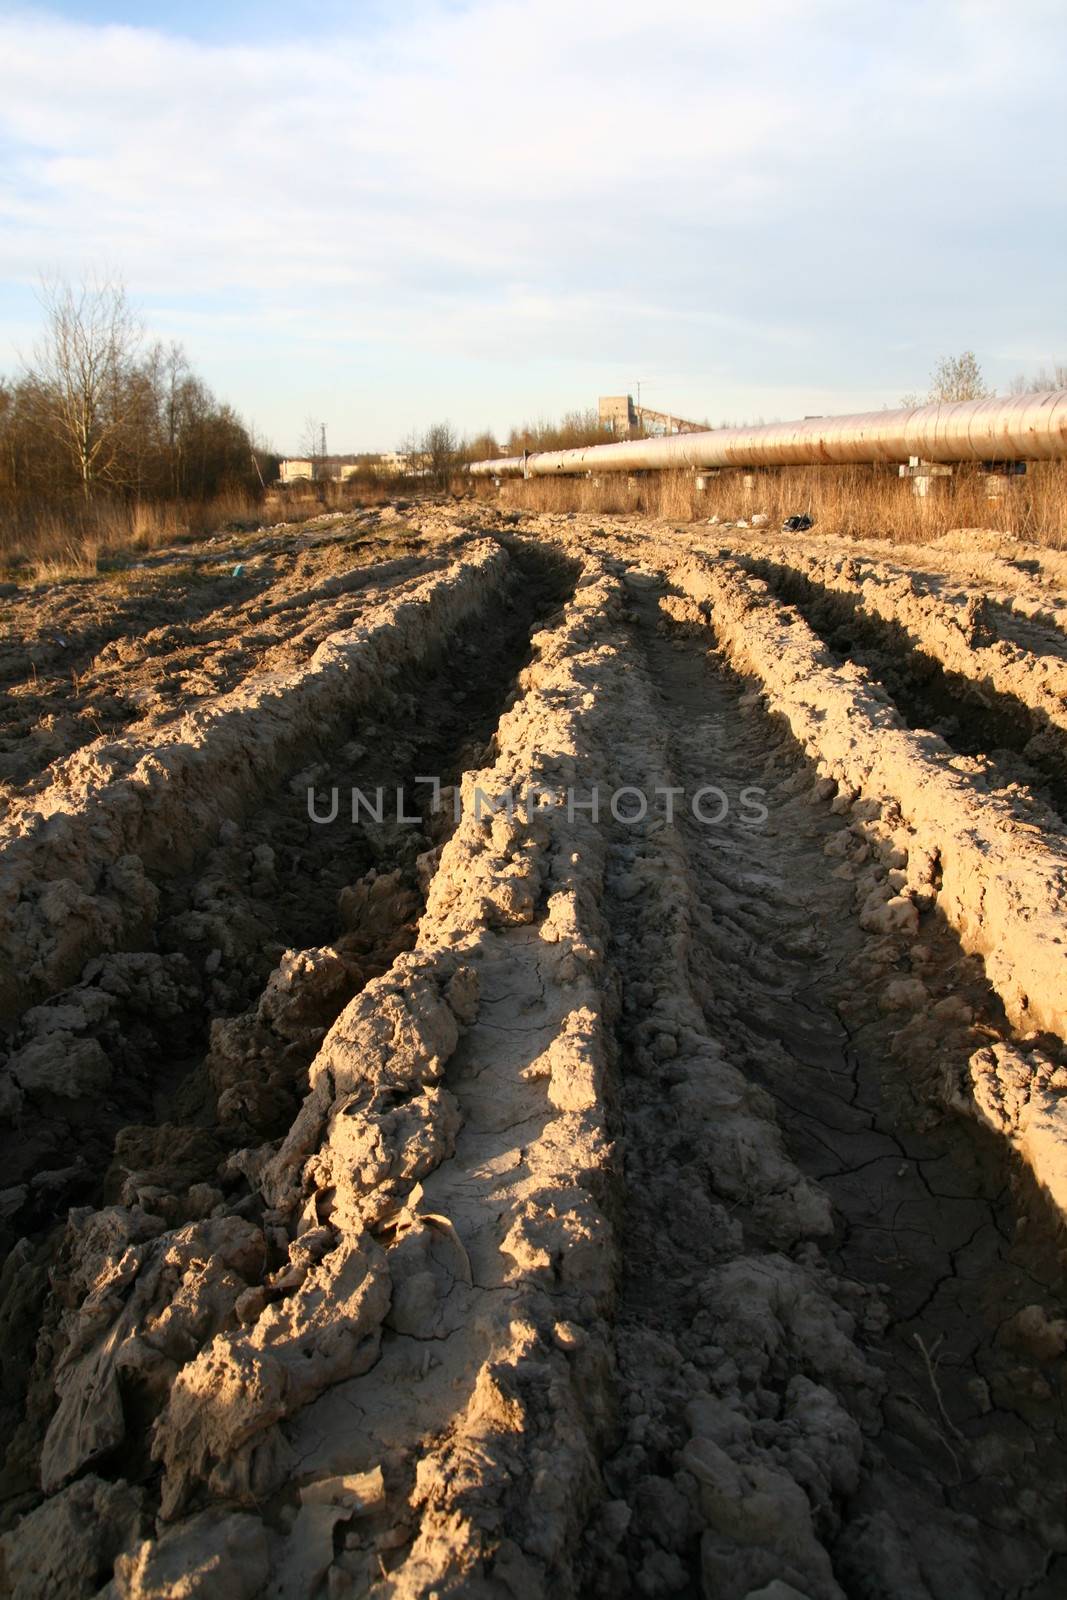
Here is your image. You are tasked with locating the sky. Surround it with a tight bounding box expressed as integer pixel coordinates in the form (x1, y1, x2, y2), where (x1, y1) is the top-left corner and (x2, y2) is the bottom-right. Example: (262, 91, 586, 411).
(0, 0, 1064, 453)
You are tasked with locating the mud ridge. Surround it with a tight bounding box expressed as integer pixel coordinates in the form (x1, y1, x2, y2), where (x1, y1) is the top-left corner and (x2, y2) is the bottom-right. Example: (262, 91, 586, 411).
(670, 554, 1067, 1228)
(738, 549, 1067, 824)
(0, 544, 456, 807)
(0, 540, 569, 1238)
(0, 551, 624, 1597)
(738, 530, 1067, 639)
(0, 538, 511, 1016)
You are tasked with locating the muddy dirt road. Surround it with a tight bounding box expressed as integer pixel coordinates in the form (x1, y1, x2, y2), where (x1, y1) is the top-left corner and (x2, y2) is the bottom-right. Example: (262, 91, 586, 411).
(2, 506, 1066, 1600)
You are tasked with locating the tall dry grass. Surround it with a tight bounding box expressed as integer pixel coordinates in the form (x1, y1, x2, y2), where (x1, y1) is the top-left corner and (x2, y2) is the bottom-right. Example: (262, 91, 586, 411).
(486, 461, 1067, 548)
(0, 472, 422, 581)
(0, 490, 266, 577)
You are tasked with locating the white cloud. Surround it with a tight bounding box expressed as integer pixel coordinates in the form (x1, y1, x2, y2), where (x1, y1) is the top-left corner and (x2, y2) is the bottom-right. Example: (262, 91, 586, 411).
(0, 0, 1064, 447)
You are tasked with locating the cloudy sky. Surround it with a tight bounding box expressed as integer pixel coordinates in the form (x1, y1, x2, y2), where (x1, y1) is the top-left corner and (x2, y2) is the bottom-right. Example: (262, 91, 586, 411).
(0, 0, 1064, 452)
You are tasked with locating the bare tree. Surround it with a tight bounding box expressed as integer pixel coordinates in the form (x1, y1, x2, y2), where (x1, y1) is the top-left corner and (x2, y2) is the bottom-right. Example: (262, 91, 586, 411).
(928, 351, 992, 404)
(464, 430, 499, 464)
(1008, 363, 1067, 394)
(299, 417, 328, 480)
(421, 421, 459, 491)
(158, 341, 192, 496)
(31, 273, 144, 500)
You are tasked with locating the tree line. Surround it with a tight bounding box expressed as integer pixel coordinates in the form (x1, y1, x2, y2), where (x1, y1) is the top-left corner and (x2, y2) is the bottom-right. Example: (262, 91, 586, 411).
(0, 276, 273, 525)
(7, 281, 1061, 533)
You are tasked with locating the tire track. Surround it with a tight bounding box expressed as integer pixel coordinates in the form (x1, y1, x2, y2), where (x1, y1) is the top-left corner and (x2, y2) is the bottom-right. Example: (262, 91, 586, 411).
(0, 541, 577, 1531)
(737, 551, 1067, 825)
(0, 539, 514, 1016)
(586, 574, 1066, 1598)
(0, 538, 456, 806)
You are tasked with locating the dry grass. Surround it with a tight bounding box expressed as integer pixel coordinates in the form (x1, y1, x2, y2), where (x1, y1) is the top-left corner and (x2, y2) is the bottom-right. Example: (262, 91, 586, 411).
(0, 490, 264, 576)
(260, 474, 402, 524)
(486, 461, 1067, 547)
(0, 474, 421, 582)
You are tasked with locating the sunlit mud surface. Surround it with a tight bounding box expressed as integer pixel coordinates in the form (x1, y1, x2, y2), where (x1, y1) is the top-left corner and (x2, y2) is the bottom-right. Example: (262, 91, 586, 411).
(2, 505, 1066, 1600)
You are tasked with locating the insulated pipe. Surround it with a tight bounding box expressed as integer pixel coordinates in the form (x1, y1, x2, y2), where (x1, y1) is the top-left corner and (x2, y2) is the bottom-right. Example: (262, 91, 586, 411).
(469, 390, 1067, 477)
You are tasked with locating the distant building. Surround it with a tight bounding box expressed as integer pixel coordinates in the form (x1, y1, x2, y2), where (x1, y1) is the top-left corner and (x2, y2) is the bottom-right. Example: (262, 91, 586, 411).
(599, 395, 638, 436)
(598, 394, 705, 438)
(276, 450, 427, 485)
(277, 455, 368, 485)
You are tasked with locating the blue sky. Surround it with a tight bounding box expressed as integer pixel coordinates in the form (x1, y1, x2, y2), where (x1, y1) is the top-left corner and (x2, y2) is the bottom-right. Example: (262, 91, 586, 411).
(1, 0, 1065, 452)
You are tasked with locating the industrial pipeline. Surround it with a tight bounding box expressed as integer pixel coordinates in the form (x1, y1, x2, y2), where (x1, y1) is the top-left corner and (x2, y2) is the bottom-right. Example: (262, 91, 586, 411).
(469, 390, 1067, 477)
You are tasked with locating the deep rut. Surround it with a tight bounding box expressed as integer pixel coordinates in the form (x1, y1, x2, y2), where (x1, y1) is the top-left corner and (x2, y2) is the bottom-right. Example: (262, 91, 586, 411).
(590, 580, 1067, 1599)
(743, 559, 1067, 829)
(0, 542, 576, 1517)
(0, 541, 448, 806)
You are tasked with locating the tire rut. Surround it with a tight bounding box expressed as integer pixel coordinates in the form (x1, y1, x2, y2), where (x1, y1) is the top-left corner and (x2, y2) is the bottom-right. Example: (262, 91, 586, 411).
(0, 543, 577, 1518)
(745, 560, 1067, 832)
(587, 577, 1067, 1599)
(0, 541, 450, 806)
